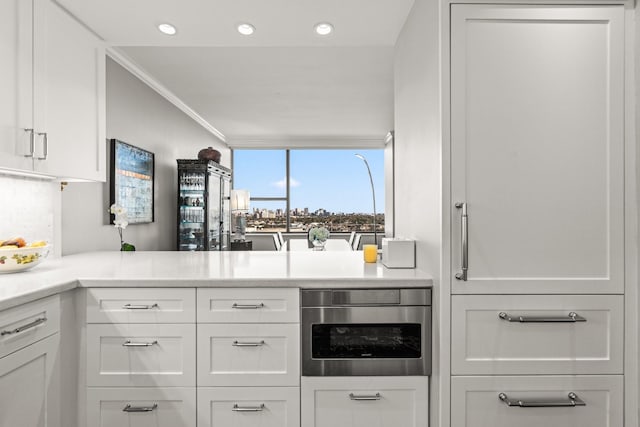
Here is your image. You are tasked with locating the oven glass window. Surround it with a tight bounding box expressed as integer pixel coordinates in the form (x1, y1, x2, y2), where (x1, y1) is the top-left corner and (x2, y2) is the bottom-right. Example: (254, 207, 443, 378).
(311, 323, 421, 359)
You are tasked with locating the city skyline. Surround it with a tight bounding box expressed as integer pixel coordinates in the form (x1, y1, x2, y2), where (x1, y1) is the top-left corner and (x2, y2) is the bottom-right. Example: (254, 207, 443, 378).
(233, 149, 384, 213)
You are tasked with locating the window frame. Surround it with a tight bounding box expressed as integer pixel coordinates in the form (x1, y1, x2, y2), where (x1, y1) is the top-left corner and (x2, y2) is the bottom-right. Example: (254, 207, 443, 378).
(231, 147, 387, 234)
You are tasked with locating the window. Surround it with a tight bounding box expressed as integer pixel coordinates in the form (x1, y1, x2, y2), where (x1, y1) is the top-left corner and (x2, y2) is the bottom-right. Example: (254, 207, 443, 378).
(233, 149, 384, 233)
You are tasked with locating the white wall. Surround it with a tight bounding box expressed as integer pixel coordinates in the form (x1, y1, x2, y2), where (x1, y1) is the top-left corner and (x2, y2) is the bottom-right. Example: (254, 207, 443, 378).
(62, 57, 229, 254)
(393, 0, 442, 425)
(0, 174, 61, 257)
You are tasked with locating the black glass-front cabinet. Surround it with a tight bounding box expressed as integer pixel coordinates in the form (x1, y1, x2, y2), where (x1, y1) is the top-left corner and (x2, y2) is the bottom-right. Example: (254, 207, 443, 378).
(177, 160, 231, 251)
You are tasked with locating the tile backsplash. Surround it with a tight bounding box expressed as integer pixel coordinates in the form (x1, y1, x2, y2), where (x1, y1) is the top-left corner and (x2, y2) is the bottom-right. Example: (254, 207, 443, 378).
(0, 175, 58, 251)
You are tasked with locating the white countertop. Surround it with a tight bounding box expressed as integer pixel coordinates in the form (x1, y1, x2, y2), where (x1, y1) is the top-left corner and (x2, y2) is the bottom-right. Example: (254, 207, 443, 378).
(0, 251, 432, 311)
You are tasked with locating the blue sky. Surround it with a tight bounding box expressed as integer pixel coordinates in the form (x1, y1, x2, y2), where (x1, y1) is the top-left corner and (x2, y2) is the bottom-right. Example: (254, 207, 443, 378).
(233, 149, 384, 213)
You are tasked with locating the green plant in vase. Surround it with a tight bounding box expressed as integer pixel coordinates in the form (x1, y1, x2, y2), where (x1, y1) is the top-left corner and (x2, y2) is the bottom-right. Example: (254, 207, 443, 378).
(308, 226, 330, 250)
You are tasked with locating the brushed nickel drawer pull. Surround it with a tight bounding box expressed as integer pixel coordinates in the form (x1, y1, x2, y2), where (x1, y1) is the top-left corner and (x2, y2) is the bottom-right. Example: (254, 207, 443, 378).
(232, 340, 265, 347)
(122, 303, 159, 310)
(122, 340, 158, 347)
(122, 403, 158, 412)
(499, 392, 586, 407)
(36, 132, 48, 160)
(232, 303, 265, 309)
(1, 317, 47, 336)
(232, 403, 265, 412)
(23, 128, 34, 158)
(499, 312, 586, 323)
(455, 202, 468, 281)
(349, 393, 382, 401)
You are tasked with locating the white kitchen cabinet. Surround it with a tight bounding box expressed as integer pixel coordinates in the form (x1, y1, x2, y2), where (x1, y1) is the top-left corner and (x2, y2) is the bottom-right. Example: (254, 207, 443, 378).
(451, 294, 623, 375)
(32, 0, 105, 181)
(0, 0, 35, 171)
(197, 288, 300, 323)
(451, 375, 622, 427)
(301, 376, 428, 427)
(86, 387, 196, 427)
(83, 286, 301, 426)
(450, 5, 624, 295)
(198, 387, 300, 427)
(0, 294, 60, 359)
(0, 333, 60, 427)
(0, 0, 105, 180)
(86, 323, 196, 387)
(197, 323, 300, 387)
(86, 288, 196, 324)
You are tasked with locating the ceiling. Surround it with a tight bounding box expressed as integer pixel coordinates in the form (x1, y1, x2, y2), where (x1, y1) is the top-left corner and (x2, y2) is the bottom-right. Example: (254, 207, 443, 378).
(56, 0, 415, 144)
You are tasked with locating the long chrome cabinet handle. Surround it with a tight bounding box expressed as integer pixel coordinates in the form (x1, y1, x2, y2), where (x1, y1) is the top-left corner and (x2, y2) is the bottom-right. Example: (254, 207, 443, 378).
(499, 392, 586, 407)
(1, 317, 47, 336)
(122, 340, 158, 347)
(122, 403, 158, 412)
(455, 202, 468, 281)
(122, 303, 159, 310)
(499, 312, 586, 323)
(232, 403, 265, 412)
(349, 393, 381, 401)
(232, 303, 264, 309)
(36, 132, 47, 160)
(232, 340, 265, 347)
(23, 128, 35, 158)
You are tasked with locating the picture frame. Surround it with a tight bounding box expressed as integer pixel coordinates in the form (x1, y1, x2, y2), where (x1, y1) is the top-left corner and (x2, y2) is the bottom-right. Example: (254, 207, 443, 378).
(109, 139, 155, 224)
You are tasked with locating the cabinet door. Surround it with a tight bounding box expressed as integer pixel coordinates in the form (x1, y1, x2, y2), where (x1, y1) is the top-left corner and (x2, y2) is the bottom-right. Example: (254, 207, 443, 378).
(33, 0, 106, 181)
(0, 334, 60, 427)
(0, 0, 35, 170)
(450, 5, 624, 294)
(301, 376, 428, 427)
(197, 323, 299, 387)
(86, 387, 196, 427)
(197, 288, 299, 324)
(86, 323, 196, 387)
(86, 288, 196, 324)
(451, 375, 622, 427)
(198, 387, 299, 427)
(0, 295, 60, 359)
(451, 294, 623, 375)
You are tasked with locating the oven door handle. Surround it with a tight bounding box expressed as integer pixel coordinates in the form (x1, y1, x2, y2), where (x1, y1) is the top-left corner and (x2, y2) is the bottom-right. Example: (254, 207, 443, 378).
(349, 393, 381, 401)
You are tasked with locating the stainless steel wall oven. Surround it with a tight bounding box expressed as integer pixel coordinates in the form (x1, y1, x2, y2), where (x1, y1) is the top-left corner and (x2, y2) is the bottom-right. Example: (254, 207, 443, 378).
(301, 288, 431, 376)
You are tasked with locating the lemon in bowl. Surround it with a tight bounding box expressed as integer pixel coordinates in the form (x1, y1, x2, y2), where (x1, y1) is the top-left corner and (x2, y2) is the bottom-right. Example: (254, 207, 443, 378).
(0, 240, 51, 273)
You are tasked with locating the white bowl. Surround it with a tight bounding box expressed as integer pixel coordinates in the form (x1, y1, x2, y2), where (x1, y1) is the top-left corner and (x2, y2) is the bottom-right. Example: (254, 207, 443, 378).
(0, 245, 51, 274)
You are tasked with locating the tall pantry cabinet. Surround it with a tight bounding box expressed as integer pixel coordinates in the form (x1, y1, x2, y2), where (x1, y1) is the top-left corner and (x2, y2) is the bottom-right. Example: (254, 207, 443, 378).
(447, 4, 628, 427)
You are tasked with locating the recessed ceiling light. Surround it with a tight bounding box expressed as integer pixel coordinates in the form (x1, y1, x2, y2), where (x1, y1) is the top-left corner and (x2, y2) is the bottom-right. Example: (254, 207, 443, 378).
(158, 23, 177, 35)
(237, 23, 255, 36)
(314, 22, 334, 36)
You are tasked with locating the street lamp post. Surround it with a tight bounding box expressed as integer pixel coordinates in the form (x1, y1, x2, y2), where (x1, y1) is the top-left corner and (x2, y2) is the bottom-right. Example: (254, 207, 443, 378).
(355, 153, 377, 247)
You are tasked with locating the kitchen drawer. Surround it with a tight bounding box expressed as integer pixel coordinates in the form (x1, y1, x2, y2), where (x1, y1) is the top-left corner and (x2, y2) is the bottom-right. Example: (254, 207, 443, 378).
(451, 375, 622, 427)
(197, 288, 299, 323)
(86, 387, 196, 427)
(301, 376, 429, 427)
(198, 387, 300, 427)
(86, 288, 195, 323)
(197, 323, 299, 386)
(87, 323, 195, 387)
(451, 295, 623, 375)
(0, 295, 59, 359)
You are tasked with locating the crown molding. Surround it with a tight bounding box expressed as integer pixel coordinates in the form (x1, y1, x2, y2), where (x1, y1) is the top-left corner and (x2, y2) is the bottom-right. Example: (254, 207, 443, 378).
(105, 47, 227, 144)
(227, 135, 387, 149)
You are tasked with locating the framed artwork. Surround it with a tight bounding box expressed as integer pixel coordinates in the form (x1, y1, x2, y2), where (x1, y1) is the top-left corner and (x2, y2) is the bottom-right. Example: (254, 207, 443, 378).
(109, 139, 155, 224)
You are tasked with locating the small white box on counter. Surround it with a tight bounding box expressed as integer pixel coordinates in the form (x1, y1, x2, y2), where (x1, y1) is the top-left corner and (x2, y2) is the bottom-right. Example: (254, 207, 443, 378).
(381, 238, 415, 268)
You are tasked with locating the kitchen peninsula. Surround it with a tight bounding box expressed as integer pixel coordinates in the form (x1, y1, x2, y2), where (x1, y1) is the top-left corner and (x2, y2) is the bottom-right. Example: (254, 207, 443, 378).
(0, 251, 432, 310)
(0, 251, 432, 427)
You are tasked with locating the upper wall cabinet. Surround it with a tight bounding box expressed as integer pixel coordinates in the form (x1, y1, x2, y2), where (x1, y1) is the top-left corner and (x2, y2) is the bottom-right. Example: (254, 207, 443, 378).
(450, 5, 624, 294)
(0, 0, 105, 181)
(0, 0, 36, 172)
